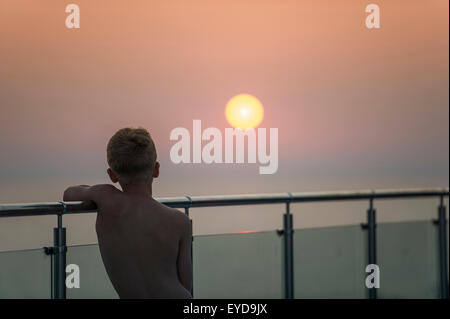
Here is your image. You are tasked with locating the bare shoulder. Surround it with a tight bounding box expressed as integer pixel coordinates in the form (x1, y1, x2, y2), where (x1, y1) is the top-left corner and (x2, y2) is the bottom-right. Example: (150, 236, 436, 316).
(90, 184, 120, 199)
(155, 201, 190, 230)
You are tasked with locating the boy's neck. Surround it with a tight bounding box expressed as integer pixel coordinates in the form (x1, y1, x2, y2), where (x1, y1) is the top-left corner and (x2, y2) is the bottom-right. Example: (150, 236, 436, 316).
(120, 181, 153, 197)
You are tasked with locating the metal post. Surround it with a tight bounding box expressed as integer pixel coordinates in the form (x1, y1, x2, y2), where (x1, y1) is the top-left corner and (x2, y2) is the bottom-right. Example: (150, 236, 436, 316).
(437, 196, 448, 299)
(367, 198, 377, 299)
(283, 202, 294, 299)
(53, 211, 67, 299)
(185, 206, 194, 298)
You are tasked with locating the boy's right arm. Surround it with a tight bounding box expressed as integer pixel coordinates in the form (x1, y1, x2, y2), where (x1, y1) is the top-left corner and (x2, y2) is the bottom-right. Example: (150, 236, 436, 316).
(63, 184, 116, 208)
(176, 215, 193, 294)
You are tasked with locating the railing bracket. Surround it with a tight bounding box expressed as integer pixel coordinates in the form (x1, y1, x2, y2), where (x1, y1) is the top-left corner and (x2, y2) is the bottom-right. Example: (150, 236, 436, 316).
(43, 247, 55, 255)
(361, 223, 377, 230)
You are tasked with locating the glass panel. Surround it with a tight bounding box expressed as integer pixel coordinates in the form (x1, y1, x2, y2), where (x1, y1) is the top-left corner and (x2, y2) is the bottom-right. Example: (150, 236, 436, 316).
(66, 244, 118, 298)
(294, 225, 366, 298)
(0, 248, 51, 298)
(293, 220, 443, 299)
(1, 219, 443, 298)
(193, 231, 282, 298)
(377, 220, 440, 298)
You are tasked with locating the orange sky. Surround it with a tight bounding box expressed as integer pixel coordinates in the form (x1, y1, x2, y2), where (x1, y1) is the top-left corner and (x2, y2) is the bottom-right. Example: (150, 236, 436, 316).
(0, 0, 448, 200)
(0, 0, 448, 251)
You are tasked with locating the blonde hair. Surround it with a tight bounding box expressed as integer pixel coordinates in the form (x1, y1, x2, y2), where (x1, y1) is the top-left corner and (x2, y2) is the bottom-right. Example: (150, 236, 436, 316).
(107, 127, 157, 184)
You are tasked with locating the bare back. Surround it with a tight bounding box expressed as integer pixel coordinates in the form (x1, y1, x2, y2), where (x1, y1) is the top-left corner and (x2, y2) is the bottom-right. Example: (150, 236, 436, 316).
(95, 189, 192, 299)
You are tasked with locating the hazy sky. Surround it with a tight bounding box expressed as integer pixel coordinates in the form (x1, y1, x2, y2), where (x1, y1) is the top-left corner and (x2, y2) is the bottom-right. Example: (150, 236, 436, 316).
(0, 1, 448, 250)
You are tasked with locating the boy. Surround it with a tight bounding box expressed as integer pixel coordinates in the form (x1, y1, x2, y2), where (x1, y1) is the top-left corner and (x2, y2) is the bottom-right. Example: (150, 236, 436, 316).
(63, 128, 192, 299)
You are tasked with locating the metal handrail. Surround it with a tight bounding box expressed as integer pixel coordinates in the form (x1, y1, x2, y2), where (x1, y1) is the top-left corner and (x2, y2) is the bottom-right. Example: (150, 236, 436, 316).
(1, 187, 448, 217)
(0, 187, 448, 300)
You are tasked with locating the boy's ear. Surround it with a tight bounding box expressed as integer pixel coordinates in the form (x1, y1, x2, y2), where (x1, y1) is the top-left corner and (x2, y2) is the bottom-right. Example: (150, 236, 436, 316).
(107, 168, 119, 183)
(152, 161, 160, 178)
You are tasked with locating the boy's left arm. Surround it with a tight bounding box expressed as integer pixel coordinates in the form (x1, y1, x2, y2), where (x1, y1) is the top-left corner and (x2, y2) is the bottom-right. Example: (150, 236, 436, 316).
(63, 184, 116, 206)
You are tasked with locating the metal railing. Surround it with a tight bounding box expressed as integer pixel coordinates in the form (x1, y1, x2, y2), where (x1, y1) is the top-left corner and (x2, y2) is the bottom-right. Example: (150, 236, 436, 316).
(0, 187, 449, 299)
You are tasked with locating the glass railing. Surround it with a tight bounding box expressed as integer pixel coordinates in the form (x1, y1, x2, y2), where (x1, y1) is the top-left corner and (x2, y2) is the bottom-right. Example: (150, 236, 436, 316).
(293, 220, 448, 299)
(0, 188, 448, 299)
(65, 244, 117, 299)
(294, 224, 366, 298)
(0, 247, 51, 298)
(0, 219, 447, 298)
(193, 231, 282, 298)
(376, 220, 444, 298)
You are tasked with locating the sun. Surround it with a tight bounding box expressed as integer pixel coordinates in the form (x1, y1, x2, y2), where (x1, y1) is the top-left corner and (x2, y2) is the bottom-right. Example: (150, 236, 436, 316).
(225, 94, 264, 129)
